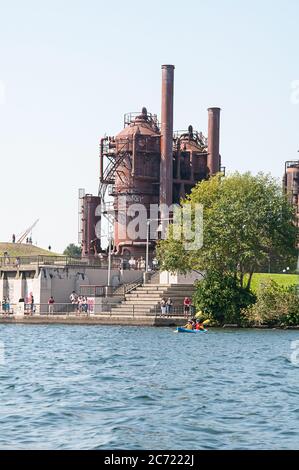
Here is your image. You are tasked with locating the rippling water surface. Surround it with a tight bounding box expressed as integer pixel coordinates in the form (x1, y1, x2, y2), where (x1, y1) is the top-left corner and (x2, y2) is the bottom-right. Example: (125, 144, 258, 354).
(0, 325, 299, 449)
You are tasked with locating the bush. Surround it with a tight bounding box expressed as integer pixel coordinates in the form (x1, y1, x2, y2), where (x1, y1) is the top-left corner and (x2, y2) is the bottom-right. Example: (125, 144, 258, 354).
(241, 280, 299, 326)
(193, 271, 256, 325)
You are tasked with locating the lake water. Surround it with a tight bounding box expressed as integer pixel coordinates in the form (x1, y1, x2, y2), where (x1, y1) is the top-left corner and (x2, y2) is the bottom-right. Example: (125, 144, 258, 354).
(0, 325, 299, 449)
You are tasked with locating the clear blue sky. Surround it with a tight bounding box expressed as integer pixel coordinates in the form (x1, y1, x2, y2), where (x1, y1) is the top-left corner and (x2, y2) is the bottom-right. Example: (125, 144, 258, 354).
(0, 0, 298, 252)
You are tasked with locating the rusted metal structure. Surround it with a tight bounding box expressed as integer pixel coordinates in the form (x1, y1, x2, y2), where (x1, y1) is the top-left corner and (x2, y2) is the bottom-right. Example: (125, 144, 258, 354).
(82, 65, 222, 258)
(207, 107, 221, 176)
(160, 65, 175, 214)
(81, 194, 101, 258)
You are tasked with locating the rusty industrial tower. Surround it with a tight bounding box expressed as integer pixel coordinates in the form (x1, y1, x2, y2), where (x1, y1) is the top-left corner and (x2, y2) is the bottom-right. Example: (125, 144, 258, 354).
(283, 160, 299, 246)
(80, 65, 223, 259)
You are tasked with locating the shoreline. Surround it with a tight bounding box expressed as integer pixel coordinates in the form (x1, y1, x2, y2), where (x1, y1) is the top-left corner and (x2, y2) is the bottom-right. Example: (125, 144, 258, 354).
(0, 314, 185, 327)
(0, 315, 299, 329)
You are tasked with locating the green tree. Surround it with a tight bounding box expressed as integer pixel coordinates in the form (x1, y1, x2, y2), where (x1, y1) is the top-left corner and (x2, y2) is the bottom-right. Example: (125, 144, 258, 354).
(158, 172, 297, 324)
(158, 172, 297, 290)
(193, 270, 256, 324)
(63, 243, 82, 258)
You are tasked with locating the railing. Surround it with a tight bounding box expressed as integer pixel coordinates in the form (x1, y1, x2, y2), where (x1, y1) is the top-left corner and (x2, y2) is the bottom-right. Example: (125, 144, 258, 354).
(0, 255, 150, 270)
(0, 302, 193, 318)
(0, 255, 87, 268)
(151, 305, 196, 317)
(0, 303, 102, 316)
(79, 285, 106, 297)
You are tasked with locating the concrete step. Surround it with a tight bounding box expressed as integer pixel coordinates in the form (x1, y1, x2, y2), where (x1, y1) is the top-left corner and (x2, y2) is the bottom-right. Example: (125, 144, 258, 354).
(124, 297, 192, 305)
(134, 286, 195, 293)
(147, 284, 194, 288)
(128, 288, 195, 293)
(110, 310, 155, 316)
(126, 292, 194, 298)
(112, 305, 157, 311)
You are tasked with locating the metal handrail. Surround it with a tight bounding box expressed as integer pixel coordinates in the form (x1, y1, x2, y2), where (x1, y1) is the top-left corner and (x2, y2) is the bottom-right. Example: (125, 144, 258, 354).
(0, 302, 190, 318)
(0, 255, 86, 268)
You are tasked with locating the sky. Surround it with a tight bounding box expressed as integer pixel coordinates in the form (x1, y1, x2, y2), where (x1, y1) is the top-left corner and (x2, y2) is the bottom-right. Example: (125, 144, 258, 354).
(0, 0, 298, 252)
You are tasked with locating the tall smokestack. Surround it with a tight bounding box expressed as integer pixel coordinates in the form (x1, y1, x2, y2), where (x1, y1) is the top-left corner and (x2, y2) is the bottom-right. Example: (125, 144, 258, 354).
(160, 65, 175, 212)
(207, 107, 221, 175)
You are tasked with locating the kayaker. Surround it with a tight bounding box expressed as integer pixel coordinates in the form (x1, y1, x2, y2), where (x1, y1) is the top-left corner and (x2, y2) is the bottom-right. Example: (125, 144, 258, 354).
(195, 319, 205, 330)
(183, 320, 193, 330)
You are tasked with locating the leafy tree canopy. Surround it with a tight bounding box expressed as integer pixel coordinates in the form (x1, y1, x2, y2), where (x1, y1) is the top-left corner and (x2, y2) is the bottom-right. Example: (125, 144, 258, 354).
(158, 172, 297, 290)
(63, 243, 82, 258)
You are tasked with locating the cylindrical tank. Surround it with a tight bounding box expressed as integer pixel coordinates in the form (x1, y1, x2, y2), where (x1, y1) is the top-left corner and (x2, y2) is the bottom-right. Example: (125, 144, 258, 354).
(113, 110, 160, 257)
(207, 107, 221, 175)
(172, 128, 208, 203)
(82, 195, 101, 258)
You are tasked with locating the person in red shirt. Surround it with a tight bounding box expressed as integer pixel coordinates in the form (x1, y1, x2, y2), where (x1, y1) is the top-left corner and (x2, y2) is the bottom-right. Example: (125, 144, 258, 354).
(195, 319, 205, 330)
(183, 297, 191, 318)
(48, 296, 55, 314)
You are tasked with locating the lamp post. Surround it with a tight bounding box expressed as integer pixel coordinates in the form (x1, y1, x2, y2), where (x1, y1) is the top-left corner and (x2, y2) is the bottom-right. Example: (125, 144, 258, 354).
(145, 217, 173, 275)
(146, 220, 150, 275)
(107, 223, 112, 288)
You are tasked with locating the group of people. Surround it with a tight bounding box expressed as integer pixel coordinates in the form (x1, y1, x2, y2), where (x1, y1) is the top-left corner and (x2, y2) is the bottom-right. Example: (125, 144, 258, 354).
(160, 297, 173, 316)
(69, 291, 89, 313)
(183, 318, 206, 331)
(25, 293, 35, 314)
(119, 256, 159, 271)
(1, 297, 10, 314)
(128, 256, 146, 270)
(159, 296, 193, 317)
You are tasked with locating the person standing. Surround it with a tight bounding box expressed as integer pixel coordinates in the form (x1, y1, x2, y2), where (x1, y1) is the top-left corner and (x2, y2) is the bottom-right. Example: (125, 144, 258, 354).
(69, 290, 78, 313)
(183, 297, 191, 318)
(30, 293, 35, 315)
(160, 298, 167, 317)
(12, 234, 16, 243)
(119, 258, 124, 276)
(48, 296, 55, 314)
(140, 256, 145, 270)
(129, 256, 136, 270)
(166, 297, 173, 316)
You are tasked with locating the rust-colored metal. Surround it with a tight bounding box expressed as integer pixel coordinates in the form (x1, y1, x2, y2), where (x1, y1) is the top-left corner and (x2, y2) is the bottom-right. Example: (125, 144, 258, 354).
(284, 160, 299, 246)
(82, 195, 101, 258)
(207, 107, 221, 175)
(172, 127, 208, 203)
(160, 65, 175, 210)
(112, 109, 161, 256)
(95, 66, 222, 258)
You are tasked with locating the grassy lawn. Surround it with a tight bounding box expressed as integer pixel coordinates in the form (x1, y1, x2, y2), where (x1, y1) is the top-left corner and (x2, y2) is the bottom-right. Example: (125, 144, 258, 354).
(0, 242, 60, 257)
(250, 273, 299, 293)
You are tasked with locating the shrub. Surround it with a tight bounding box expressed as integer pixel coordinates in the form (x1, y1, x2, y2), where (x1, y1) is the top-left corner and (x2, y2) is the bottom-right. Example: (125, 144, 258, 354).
(193, 271, 256, 325)
(241, 280, 299, 326)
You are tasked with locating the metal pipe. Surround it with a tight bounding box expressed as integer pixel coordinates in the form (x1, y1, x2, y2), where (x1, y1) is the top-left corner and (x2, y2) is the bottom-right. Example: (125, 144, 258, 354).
(132, 132, 136, 176)
(145, 220, 150, 274)
(160, 65, 175, 212)
(207, 107, 221, 175)
(107, 229, 112, 287)
(100, 138, 105, 182)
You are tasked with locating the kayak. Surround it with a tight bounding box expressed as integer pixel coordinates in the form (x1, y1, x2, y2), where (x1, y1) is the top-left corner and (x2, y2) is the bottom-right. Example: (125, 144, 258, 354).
(175, 327, 207, 333)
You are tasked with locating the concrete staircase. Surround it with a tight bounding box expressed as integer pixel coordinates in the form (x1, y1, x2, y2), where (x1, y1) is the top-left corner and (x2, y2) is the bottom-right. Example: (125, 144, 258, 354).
(109, 283, 195, 317)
